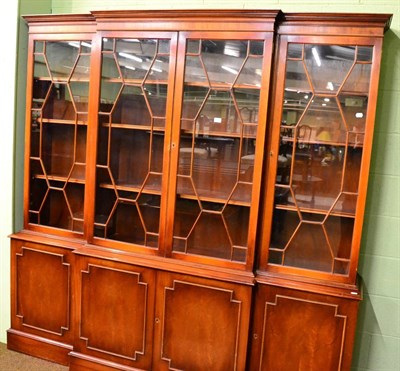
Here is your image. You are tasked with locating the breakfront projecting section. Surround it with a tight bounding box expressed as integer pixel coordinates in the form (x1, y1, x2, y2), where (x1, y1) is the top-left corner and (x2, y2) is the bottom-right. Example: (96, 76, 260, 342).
(258, 15, 389, 286)
(269, 42, 374, 278)
(9, 10, 391, 371)
(251, 14, 391, 371)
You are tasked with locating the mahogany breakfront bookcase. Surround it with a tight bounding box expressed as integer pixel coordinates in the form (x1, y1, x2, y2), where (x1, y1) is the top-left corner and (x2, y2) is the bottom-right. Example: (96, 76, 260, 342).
(8, 10, 392, 371)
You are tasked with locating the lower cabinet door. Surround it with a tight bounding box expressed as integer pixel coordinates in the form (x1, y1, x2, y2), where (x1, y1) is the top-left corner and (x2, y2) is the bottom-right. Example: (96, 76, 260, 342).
(71, 255, 156, 370)
(248, 283, 360, 371)
(8, 238, 74, 365)
(153, 271, 252, 371)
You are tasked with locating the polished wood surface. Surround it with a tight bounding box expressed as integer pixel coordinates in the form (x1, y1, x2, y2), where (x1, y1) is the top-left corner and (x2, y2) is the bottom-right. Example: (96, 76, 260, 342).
(154, 272, 252, 370)
(72, 257, 156, 369)
(8, 238, 75, 365)
(9, 10, 391, 370)
(249, 284, 360, 371)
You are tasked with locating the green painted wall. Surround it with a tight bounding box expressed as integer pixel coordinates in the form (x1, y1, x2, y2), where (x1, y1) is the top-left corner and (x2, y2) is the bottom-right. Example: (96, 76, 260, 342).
(9, 0, 398, 369)
(0, 0, 18, 346)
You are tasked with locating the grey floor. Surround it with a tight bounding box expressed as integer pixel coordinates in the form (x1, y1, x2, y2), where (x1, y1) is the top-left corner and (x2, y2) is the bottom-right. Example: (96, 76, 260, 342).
(0, 343, 68, 371)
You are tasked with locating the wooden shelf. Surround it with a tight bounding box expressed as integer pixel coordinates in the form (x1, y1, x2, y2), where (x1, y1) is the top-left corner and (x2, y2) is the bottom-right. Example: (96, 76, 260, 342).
(98, 182, 162, 195)
(101, 122, 166, 131)
(41, 118, 88, 126)
(176, 192, 251, 207)
(102, 78, 169, 85)
(180, 129, 256, 139)
(280, 135, 363, 148)
(183, 81, 262, 90)
(34, 174, 86, 185)
(274, 203, 356, 218)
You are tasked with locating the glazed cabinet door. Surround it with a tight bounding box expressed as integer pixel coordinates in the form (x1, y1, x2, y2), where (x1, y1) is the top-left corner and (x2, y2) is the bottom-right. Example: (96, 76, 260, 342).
(248, 284, 359, 371)
(71, 255, 156, 370)
(153, 271, 252, 370)
(90, 32, 178, 255)
(167, 32, 273, 270)
(26, 35, 93, 236)
(260, 35, 384, 283)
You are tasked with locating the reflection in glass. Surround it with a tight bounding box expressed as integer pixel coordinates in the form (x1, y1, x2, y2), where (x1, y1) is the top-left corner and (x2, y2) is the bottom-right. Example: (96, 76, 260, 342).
(269, 42, 372, 275)
(300, 96, 347, 144)
(357, 46, 373, 62)
(342, 64, 371, 94)
(46, 41, 84, 80)
(173, 38, 264, 262)
(304, 44, 355, 93)
(287, 43, 303, 59)
(94, 37, 171, 248)
(29, 40, 90, 232)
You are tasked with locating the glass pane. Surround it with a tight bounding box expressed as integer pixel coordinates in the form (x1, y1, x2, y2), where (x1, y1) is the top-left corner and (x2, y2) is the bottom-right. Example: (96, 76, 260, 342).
(65, 183, 85, 232)
(201, 40, 246, 85)
(196, 90, 239, 135)
(178, 134, 239, 201)
(287, 43, 303, 59)
(235, 57, 263, 87)
(304, 45, 355, 93)
(234, 88, 260, 124)
(285, 60, 312, 92)
(146, 55, 170, 83)
(112, 85, 150, 126)
(41, 124, 75, 177)
(158, 39, 170, 54)
(299, 97, 347, 145)
(72, 55, 91, 81)
(100, 80, 122, 113)
(187, 39, 200, 54)
(116, 38, 157, 80)
(29, 177, 47, 212)
(290, 143, 345, 212)
(357, 46, 373, 62)
(41, 84, 74, 121)
(341, 64, 371, 94)
(342, 146, 363, 193)
(34, 54, 49, 79)
(70, 81, 89, 113)
(173, 199, 248, 262)
(144, 83, 168, 118)
(181, 85, 209, 120)
(184, 55, 208, 83)
(249, 40, 264, 56)
(34, 41, 44, 53)
(46, 41, 80, 80)
(102, 53, 121, 79)
(108, 129, 152, 188)
(32, 79, 51, 109)
(107, 202, 146, 244)
(339, 94, 368, 133)
(283, 221, 333, 272)
(102, 38, 114, 52)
